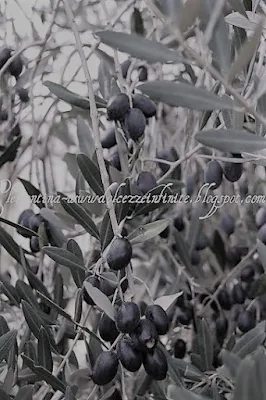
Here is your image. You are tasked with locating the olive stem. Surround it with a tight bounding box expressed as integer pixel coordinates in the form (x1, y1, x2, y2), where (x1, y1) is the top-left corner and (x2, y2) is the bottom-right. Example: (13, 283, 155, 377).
(62, 0, 119, 235)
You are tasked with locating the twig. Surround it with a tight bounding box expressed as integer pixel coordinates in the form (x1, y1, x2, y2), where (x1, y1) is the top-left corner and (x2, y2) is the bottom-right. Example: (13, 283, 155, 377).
(62, 0, 119, 234)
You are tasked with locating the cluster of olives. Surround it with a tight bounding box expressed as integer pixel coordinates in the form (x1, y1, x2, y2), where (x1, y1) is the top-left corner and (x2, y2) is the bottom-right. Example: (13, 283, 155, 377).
(0, 47, 29, 123)
(17, 209, 51, 253)
(101, 90, 156, 170)
(91, 301, 169, 385)
(204, 154, 243, 190)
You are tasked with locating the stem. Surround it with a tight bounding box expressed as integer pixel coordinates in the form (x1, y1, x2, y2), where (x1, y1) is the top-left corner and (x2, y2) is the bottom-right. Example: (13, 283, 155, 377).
(62, 0, 119, 235)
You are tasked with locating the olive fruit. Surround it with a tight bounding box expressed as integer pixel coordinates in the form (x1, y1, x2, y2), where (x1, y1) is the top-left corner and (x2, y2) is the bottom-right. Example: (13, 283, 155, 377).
(17, 88, 29, 103)
(237, 310, 256, 333)
(178, 305, 193, 326)
(217, 288, 232, 310)
(204, 160, 223, 189)
(195, 234, 209, 251)
(256, 207, 266, 229)
(99, 313, 119, 343)
(143, 347, 168, 380)
(8, 55, 23, 79)
(173, 215, 185, 231)
(109, 152, 121, 171)
(138, 66, 148, 81)
(215, 314, 228, 339)
(223, 162, 242, 182)
(174, 339, 186, 359)
(91, 351, 118, 385)
(240, 265, 255, 282)
(232, 284, 246, 304)
(99, 278, 116, 297)
(107, 93, 130, 121)
(145, 305, 169, 335)
(186, 174, 196, 196)
(156, 147, 179, 174)
(132, 94, 156, 118)
(30, 236, 40, 253)
(101, 127, 116, 149)
(136, 171, 157, 194)
(121, 59, 131, 79)
(190, 250, 201, 266)
(107, 237, 132, 270)
(131, 319, 158, 351)
(159, 226, 169, 239)
(0, 109, 8, 122)
(83, 275, 100, 305)
(258, 224, 266, 245)
(29, 213, 45, 232)
(220, 214, 235, 236)
(117, 337, 143, 372)
(0, 47, 12, 69)
(115, 302, 140, 333)
(227, 247, 242, 267)
(124, 108, 146, 141)
(17, 209, 35, 237)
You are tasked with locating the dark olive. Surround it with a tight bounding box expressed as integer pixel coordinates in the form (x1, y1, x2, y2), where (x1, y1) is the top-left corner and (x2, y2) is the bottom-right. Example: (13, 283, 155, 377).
(156, 147, 179, 174)
(29, 213, 45, 232)
(121, 59, 131, 79)
(115, 302, 140, 333)
(107, 237, 132, 271)
(240, 265, 255, 282)
(145, 305, 169, 335)
(174, 339, 186, 359)
(99, 278, 116, 297)
(99, 313, 119, 343)
(136, 171, 157, 194)
(30, 236, 40, 253)
(101, 127, 116, 149)
(143, 347, 168, 380)
(190, 250, 201, 266)
(0, 47, 12, 69)
(109, 152, 121, 171)
(130, 319, 158, 351)
(215, 314, 228, 339)
(117, 337, 143, 372)
(132, 94, 156, 118)
(217, 288, 232, 310)
(17, 88, 29, 103)
(232, 283, 246, 304)
(83, 275, 100, 305)
(256, 207, 266, 229)
(91, 351, 118, 385)
(223, 162, 243, 182)
(124, 108, 146, 141)
(0, 109, 8, 122)
(159, 226, 169, 239)
(8, 55, 23, 79)
(220, 214, 235, 236)
(107, 93, 130, 121)
(195, 234, 209, 251)
(138, 66, 148, 81)
(17, 209, 35, 237)
(204, 160, 223, 189)
(173, 215, 185, 231)
(258, 224, 266, 245)
(237, 310, 256, 333)
(227, 247, 242, 267)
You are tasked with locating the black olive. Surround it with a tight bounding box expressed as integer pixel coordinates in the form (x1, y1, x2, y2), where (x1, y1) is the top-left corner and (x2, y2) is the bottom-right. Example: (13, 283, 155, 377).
(107, 237, 132, 271)
(91, 351, 119, 385)
(115, 302, 140, 333)
(173, 339, 186, 359)
(0, 47, 12, 69)
(240, 265, 255, 282)
(220, 214, 235, 236)
(17, 209, 35, 237)
(173, 215, 185, 231)
(17, 88, 29, 103)
(232, 283, 246, 304)
(136, 171, 157, 194)
(132, 94, 156, 118)
(143, 347, 168, 380)
(204, 160, 223, 189)
(124, 108, 146, 141)
(145, 305, 169, 335)
(117, 337, 143, 372)
(107, 93, 130, 121)
(30, 236, 40, 253)
(83, 275, 100, 305)
(223, 162, 243, 182)
(101, 127, 116, 149)
(99, 313, 119, 343)
(237, 310, 256, 333)
(130, 319, 158, 351)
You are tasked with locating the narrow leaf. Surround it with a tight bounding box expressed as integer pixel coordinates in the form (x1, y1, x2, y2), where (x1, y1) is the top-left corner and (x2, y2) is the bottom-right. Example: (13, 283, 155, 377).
(19, 178, 45, 208)
(38, 327, 53, 373)
(0, 330, 17, 364)
(128, 219, 170, 245)
(77, 153, 104, 196)
(43, 246, 85, 271)
(84, 281, 115, 320)
(139, 81, 234, 111)
(96, 31, 183, 64)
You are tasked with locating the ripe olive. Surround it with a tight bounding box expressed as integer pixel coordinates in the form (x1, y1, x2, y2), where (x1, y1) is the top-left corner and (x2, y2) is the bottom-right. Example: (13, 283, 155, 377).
(138, 66, 148, 82)
(240, 265, 255, 282)
(195, 234, 209, 251)
(83, 275, 100, 305)
(8, 55, 23, 79)
(30, 236, 40, 253)
(0, 47, 12, 69)
(17, 88, 29, 103)
(237, 310, 256, 333)
(117, 337, 143, 372)
(217, 288, 232, 310)
(107, 237, 132, 271)
(124, 108, 146, 141)
(258, 224, 266, 245)
(131, 319, 158, 351)
(107, 93, 130, 121)
(220, 214, 235, 236)
(215, 314, 228, 339)
(143, 347, 168, 380)
(174, 339, 186, 359)
(115, 302, 140, 333)
(204, 160, 223, 190)
(17, 209, 35, 237)
(173, 215, 185, 231)
(223, 162, 243, 182)
(136, 171, 157, 194)
(132, 94, 156, 118)
(91, 351, 119, 385)
(121, 59, 131, 79)
(145, 305, 169, 335)
(101, 127, 116, 149)
(29, 213, 45, 232)
(232, 283, 246, 304)
(99, 313, 119, 343)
